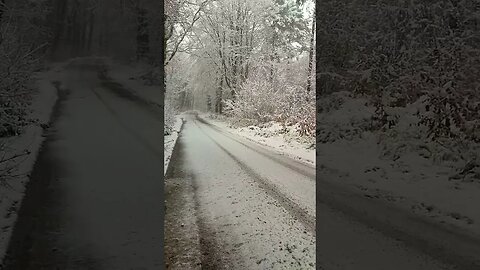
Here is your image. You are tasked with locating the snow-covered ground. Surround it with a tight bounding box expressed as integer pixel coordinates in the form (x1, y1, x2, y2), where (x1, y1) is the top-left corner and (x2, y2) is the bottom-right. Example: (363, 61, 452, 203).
(317, 91, 480, 237)
(164, 115, 184, 175)
(165, 113, 316, 269)
(0, 63, 66, 261)
(200, 113, 315, 166)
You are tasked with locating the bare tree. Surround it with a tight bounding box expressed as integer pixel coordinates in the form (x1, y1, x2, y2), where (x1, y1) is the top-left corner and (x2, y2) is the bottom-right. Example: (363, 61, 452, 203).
(165, 0, 211, 66)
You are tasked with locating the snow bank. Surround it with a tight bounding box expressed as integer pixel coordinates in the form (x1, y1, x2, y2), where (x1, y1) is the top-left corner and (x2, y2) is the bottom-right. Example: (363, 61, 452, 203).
(200, 113, 315, 166)
(0, 64, 63, 261)
(164, 115, 184, 175)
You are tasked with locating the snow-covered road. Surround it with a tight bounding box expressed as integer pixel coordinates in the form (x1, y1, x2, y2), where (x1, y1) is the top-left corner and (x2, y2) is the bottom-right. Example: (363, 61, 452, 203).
(165, 113, 480, 270)
(2, 59, 164, 269)
(165, 113, 316, 269)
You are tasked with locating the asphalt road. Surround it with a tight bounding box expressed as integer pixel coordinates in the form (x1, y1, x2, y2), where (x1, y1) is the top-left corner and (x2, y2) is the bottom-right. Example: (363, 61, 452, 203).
(165, 114, 316, 269)
(165, 114, 480, 270)
(2, 58, 164, 270)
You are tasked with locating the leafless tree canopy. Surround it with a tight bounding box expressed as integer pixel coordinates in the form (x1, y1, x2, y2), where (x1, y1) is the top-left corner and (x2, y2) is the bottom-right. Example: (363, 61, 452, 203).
(165, 0, 316, 136)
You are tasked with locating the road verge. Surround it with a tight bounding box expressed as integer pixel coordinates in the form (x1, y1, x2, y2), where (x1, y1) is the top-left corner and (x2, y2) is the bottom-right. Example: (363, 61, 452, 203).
(0, 64, 66, 265)
(164, 116, 184, 175)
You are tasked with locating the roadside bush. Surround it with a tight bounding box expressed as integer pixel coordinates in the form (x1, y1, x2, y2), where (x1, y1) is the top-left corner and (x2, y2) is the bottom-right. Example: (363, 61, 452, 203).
(317, 0, 480, 141)
(225, 61, 315, 137)
(317, 0, 480, 165)
(0, 31, 36, 137)
(1, 0, 49, 184)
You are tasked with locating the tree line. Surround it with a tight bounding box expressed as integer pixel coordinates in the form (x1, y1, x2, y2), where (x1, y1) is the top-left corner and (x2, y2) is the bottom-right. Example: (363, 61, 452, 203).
(165, 0, 316, 136)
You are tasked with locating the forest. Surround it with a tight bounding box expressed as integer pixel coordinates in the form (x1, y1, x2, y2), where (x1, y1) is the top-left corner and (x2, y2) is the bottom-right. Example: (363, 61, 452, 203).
(0, 0, 164, 182)
(317, 0, 480, 178)
(315, 0, 480, 242)
(164, 0, 316, 138)
(1, 0, 480, 268)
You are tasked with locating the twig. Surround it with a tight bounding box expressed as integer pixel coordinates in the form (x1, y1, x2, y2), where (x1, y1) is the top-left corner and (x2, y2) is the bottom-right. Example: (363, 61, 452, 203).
(0, 151, 30, 165)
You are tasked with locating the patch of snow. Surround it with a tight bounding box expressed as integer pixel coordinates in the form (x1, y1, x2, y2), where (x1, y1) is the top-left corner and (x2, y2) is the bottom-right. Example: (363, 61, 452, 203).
(164, 115, 184, 175)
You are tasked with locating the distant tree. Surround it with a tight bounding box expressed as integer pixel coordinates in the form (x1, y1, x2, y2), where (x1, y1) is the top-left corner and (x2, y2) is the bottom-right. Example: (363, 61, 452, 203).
(206, 94, 212, 111)
(305, 4, 315, 97)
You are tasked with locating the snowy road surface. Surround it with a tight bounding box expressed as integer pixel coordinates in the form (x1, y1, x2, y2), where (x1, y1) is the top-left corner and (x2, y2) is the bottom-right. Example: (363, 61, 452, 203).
(165, 114, 480, 270)
(2, 59, 164, 269)
(165, 114, 316, 269)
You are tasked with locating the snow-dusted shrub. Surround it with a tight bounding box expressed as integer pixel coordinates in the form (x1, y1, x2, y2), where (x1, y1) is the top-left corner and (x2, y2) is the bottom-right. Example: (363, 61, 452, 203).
(0, 1, 51, 184)
(225, 71, 279, 123)
(282, 81, 315, 137)
(317, 0, 480, 135)
(317, 0, 480, 166)
(165, 56, 187, 135)
(0, 0, 49, 138)
(420, 86, 480, 142)
(164, 84, 181, 135)
(225, 63, 315, 137)
(317, 92, 375, 143)
(0, 26, 37, 137)
(164, 102, 177, 135)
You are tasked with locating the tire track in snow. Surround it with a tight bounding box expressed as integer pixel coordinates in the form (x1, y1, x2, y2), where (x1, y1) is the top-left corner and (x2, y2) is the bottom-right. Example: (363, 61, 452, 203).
(196, 116, 315, 180)
(165, 124, 234, 269)
(194, 121, 316, 236)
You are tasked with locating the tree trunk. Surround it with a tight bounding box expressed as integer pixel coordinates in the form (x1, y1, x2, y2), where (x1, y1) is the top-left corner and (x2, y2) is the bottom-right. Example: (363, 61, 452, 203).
(69, 0, 80, 56)
(50, 0, 68, 59)
(80, 10, 88, 55)
(0, 0, 4, 46)
(216, 78, 223, 114)
(270, 29, 276, 82)
(306, 7, 316, 97)
(0, 0, 5, 26)
(136, 7, 150, 61)
(160, 0, 165, 93)
(86, 11, 94, 53)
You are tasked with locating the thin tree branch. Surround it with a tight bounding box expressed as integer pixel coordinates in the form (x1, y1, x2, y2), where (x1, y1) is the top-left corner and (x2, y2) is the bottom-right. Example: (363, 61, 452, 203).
(165, 0, 211, 66)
